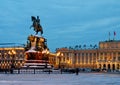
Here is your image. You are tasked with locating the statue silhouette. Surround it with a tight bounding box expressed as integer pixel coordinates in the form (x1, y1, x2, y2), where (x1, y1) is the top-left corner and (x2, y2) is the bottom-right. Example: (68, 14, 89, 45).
(30, 16, 43, 35)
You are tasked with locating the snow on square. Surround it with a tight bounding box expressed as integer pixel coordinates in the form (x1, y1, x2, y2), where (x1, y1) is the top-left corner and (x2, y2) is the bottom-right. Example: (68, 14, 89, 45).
(0, 73, 120, 85)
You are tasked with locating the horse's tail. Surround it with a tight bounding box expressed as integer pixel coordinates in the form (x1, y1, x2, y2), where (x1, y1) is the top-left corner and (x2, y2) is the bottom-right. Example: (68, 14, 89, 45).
(40, 26, 43, 34)
(30, 25, 33, 29)
(41, 29, 43, 34)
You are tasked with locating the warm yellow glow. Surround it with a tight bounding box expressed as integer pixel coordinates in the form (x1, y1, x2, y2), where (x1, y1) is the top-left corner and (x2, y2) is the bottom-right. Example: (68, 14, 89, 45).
(0, 47, 24, 50)
(56, 52, 60, 56)
(48, 52, 56, 57)
(46, 50, 50, 54)
(8, 51, 11, 55)
(8, 50, 16, 55)
(61, 53, 63, 56)
(67, 60, 70, 64)
(12, 50, 16, 54)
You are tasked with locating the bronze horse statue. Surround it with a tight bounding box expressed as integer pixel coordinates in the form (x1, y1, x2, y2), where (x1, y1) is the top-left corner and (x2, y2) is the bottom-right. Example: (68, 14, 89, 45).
(30, 16, 43, 35)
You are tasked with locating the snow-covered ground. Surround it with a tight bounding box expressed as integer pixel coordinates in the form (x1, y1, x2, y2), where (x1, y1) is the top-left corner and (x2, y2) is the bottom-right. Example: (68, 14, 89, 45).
(0, 73, 120, 85)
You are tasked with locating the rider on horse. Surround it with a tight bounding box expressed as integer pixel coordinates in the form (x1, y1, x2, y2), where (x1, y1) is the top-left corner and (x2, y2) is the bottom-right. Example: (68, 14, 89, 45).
(30, 16, 43, 35)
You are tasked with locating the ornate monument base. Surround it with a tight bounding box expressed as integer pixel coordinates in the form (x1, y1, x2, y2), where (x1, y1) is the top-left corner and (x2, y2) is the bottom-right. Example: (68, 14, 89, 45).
(23, 52, 52, 69)
(23, 35, 52, 69)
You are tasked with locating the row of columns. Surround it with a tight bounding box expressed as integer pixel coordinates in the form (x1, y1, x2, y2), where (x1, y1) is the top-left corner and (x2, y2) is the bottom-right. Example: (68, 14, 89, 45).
(97, 63, 120, 70)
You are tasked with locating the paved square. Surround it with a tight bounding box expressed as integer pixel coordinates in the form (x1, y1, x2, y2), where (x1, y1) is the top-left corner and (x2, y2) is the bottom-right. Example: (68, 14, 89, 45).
(0, 73, 120, 85)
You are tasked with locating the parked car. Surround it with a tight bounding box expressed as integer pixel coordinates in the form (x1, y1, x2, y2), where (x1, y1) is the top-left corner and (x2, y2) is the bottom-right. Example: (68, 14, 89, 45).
(84, 68, 92, 72)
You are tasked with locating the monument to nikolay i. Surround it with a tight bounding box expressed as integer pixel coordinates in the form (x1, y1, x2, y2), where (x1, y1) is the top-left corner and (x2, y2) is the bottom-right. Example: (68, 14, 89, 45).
(24, 16, 55, 69)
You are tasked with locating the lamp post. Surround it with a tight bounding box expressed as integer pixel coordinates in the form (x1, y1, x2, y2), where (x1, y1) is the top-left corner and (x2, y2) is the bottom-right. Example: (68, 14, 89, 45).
(42, 49, 49, 68)
(56, 52, 61, 69)
(56, 52, 64, 74)
(0, 53, 1, 69)
(46, 50, 50, 68)
(8, 50, 16, 74)
(67, 60, 70, 69)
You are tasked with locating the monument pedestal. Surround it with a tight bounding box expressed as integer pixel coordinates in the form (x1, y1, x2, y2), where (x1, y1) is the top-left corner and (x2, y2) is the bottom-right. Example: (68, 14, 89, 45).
(23, 35, 52, 69)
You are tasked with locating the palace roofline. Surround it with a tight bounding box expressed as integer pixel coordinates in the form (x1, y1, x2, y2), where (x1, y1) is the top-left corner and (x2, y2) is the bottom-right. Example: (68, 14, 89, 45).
(99, 40, 120, 43)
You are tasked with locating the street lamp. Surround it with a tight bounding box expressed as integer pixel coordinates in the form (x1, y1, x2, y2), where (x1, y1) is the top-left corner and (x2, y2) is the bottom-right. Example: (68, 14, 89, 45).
(0, 53, 1, 69)
(8, 50, 16, 74)
(67, 60, 70, 68)
(56, 52, 61, 69)
(42, 49, 50, 68)
(8, 50, 16, 63)
(45, 50, 50, 68)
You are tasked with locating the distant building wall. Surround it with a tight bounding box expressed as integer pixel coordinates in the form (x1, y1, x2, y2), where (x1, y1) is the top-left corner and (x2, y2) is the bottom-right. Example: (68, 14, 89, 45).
(0, 47, 25, 69)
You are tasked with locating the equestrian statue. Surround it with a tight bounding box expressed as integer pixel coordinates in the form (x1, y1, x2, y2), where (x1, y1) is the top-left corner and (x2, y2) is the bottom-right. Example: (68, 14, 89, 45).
(30, 16, 43, 35)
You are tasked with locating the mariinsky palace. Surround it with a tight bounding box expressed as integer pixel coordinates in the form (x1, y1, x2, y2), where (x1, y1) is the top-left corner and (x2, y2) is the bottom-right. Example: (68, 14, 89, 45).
(55, 40, 120, 71)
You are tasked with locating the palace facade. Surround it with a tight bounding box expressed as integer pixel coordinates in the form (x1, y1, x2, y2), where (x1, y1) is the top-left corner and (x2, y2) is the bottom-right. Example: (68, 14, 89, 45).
(55, 40, 120, 71)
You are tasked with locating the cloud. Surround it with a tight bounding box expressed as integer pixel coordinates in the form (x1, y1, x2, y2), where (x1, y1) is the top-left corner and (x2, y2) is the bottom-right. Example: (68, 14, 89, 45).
(0, 0, 120, 52)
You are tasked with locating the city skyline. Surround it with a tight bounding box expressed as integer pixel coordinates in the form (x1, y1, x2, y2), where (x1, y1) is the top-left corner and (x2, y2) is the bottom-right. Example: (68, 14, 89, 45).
(0, 0, 120, 52)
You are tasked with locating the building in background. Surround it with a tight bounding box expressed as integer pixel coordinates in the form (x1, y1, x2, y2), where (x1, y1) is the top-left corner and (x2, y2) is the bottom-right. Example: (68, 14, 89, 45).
(0, 47, 25, 69)
(1, 40, 120, 71)
(98, 40, 120, 71)
(55, 40, 120, 71)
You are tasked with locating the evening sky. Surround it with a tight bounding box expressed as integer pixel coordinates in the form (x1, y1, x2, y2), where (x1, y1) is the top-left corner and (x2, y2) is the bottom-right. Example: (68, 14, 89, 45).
(0, 0, 120, 52)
